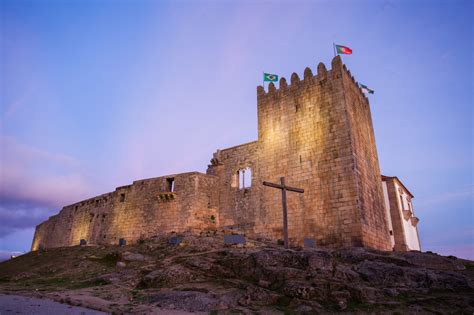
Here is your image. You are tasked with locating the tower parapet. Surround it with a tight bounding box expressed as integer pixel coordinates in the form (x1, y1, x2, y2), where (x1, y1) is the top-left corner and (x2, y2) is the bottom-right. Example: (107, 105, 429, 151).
(257, 56, 370, 104)
(255, 56, 391, 249)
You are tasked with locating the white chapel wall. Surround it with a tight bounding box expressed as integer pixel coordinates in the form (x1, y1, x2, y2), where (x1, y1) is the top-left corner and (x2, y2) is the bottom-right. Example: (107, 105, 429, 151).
(395, 182, 421, 251)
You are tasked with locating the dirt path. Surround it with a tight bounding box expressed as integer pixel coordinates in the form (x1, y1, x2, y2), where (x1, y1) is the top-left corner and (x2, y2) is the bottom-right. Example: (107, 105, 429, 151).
(0, 294, 107, 315)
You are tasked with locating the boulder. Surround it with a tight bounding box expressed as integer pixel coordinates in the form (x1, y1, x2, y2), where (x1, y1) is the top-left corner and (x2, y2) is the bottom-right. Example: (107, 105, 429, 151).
(122, 251, 148, 262)
(116, 261, 126, 268)
(139, 266, 194, 288)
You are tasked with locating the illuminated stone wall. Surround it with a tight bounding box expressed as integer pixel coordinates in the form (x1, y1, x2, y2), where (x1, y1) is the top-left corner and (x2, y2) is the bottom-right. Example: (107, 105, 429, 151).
(206, 141, 260, 236)
(206, 56, 391, 249)
(32, 172, 218, 250)
(33, 56, 403, 251)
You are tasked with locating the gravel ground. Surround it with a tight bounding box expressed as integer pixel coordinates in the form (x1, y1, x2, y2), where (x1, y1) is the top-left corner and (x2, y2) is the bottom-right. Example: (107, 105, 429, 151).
(0, 294, 107, 315)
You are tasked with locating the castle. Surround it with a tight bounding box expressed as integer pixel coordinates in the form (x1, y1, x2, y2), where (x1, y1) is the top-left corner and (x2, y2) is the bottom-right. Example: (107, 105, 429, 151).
(32, 56, 421, 252)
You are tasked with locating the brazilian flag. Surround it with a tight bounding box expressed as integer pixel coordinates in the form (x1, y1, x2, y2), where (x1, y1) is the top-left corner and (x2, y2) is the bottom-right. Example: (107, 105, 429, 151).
(263, 73, 278, 82)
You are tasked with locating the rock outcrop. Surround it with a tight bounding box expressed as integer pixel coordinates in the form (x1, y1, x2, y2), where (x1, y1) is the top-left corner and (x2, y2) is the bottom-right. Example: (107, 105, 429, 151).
(1, 234, 473, 313)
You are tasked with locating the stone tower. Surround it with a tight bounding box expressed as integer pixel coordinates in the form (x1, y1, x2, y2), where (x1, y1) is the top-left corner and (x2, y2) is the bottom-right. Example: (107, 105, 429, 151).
(253, 56, 391, 249)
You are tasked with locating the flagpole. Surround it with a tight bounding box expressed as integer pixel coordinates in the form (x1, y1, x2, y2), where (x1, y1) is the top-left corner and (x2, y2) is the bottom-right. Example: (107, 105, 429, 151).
(333, 43, 337, 57)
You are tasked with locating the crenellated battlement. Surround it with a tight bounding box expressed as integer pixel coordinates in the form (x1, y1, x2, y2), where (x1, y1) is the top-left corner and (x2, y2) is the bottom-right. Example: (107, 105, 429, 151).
(257, 56, 369, 104)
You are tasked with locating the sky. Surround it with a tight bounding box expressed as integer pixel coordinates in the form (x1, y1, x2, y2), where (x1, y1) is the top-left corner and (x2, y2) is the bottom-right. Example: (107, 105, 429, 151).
(0, 0, 472, 259)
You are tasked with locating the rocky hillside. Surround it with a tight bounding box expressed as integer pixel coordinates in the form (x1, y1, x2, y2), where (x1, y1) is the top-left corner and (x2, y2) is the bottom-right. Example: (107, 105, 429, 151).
(0, 234, 473, 314)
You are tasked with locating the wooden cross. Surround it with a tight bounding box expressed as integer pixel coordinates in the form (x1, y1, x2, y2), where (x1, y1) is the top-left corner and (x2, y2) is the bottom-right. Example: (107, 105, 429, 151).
(263, 177, 304, 249)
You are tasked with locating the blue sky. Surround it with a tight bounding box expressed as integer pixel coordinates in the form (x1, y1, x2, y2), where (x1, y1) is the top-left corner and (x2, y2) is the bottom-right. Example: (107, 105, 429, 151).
(1, 0, 472, 259)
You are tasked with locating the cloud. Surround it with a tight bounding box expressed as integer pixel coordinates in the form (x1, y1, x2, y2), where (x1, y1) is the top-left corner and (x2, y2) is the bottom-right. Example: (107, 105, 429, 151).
(416, 185, 473, 207)
(0, 136, 97, 238)
(421, 227, 474, 260)
(2, 86, 35, 119)
(0, 202, 52, 237)
(0, 135, 94, 207)
(426, 244, 474, 261)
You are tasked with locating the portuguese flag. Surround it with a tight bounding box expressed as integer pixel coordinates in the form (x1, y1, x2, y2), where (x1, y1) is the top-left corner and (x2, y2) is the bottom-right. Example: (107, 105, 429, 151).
(335, 44, 352, 55)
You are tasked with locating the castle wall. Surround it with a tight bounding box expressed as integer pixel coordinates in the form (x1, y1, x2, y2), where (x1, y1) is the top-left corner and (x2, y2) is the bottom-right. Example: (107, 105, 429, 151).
(207, 141, 260, 235)
(32, 56, 410, 252)
(254, 58, 359, 247)
(245, 57, 391, 250)
(340, 63, 391, 250)
(32, 172, 218, 250)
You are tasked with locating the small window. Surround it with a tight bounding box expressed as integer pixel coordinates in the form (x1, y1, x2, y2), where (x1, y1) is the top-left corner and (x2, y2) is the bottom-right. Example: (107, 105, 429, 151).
(120, 193, 125, 202)
(399, 194, 405, 210)
(237, 167, 252, 189)
(389, 230, 393, 235)
(166, 178, 175, 192)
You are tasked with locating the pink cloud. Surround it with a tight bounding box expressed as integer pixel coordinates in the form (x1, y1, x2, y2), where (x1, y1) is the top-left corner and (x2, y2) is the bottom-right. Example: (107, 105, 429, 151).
(0, 135, 96, 207)
(427, 244, 474, 261)
(416, 185, 473, 207)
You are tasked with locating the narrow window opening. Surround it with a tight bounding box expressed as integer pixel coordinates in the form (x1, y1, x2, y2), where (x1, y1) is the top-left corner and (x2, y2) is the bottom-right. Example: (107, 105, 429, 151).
(244, 168, 252, 188)
(166, 178, 175, 192)
(399, 194, 405, 210)
(238, 170, 244, 189)
(237, 167, 252, 190)
(389, 230, 393, 235)
(120, 193, 125, 202)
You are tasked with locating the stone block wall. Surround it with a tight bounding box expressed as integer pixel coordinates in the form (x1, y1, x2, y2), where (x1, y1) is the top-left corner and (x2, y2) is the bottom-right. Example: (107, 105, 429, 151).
(32, 172, 218, 250)
(255, 58, 359, 246)
(253, 56, 390, 249)
(340, 62, 391, 250)
(207, 141, 260, 236)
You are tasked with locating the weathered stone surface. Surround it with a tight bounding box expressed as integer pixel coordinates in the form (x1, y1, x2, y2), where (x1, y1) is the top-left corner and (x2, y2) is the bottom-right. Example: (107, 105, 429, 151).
(139, 266, 195, 288)
(1, 235, 473, 313)
(121, 251, 148, 262)
(149, 291, 225, 312)
(32, 57, 416, 254)
(116, 261, 126, 268)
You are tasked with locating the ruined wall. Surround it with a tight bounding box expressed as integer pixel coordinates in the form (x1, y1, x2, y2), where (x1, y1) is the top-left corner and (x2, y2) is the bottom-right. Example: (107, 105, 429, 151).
(32, 172, 218, 250)
(207, 141, 259, 236)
